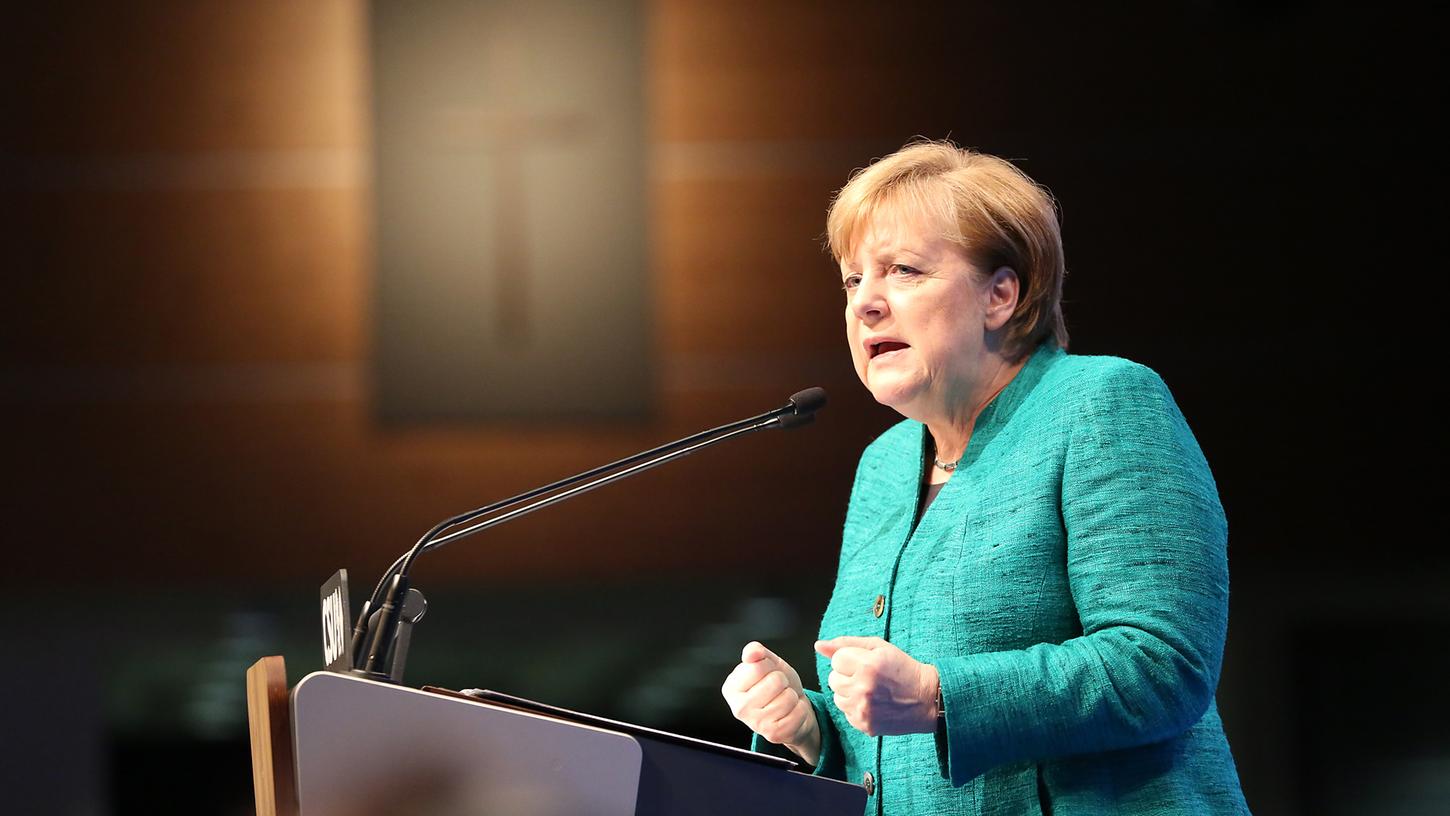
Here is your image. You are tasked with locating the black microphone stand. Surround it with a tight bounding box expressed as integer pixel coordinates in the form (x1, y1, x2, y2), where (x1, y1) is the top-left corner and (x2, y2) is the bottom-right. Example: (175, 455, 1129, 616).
(350, 387, 826, 680)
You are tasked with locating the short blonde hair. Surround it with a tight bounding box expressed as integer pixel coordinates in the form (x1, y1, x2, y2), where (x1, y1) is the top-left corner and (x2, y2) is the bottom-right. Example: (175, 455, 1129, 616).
(827, 140, 1068, 360)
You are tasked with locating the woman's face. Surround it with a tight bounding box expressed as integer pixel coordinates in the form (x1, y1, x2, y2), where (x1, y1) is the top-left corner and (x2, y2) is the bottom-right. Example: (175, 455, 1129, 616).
(841, 211, 996, 420)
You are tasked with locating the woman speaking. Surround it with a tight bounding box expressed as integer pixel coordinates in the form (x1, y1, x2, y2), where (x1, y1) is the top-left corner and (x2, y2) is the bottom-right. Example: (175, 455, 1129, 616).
(721, 141, 1249, 814)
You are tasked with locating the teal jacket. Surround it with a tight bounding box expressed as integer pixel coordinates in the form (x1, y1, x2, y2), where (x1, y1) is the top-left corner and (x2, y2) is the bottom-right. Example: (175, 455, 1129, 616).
(757, 345, 1248, 815)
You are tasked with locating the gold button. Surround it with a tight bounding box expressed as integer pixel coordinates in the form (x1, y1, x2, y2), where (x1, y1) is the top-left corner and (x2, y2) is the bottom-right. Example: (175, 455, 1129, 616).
(872, 594, 885, 618)
(862, 771, 875, 795)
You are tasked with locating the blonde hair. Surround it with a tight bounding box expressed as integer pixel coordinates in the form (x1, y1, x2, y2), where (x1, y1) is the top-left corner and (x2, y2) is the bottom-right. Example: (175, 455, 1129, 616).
(826, 140, 1068, 360)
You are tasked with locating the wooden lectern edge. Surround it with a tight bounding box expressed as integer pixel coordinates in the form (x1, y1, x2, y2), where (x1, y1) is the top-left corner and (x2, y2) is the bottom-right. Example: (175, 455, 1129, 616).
(247, 656, 299, 816)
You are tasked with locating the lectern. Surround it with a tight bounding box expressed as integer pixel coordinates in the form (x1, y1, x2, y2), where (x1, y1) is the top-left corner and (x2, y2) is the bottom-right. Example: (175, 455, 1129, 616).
(247, 656, 866, 815)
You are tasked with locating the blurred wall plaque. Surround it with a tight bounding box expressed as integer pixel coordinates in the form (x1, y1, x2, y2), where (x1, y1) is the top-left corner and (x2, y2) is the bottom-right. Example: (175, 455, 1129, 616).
(371, 0, 648, 421)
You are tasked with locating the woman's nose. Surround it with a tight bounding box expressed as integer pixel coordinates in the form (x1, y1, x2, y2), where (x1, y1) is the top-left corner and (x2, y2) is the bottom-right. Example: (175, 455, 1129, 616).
(849, 275, 888, 322)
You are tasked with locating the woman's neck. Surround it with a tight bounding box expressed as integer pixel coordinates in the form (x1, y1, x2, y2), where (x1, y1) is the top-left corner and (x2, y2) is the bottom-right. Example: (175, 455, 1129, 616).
(925, 352, 1026, 476)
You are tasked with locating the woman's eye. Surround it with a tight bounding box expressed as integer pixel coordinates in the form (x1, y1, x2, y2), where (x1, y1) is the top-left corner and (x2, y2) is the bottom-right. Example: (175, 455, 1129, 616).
(890, 264, 919, 276)
(842, 274, 862, 291)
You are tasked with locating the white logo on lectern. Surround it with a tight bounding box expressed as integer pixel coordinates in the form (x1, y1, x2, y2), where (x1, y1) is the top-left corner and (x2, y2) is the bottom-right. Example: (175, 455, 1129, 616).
(322, 587, 347, 666)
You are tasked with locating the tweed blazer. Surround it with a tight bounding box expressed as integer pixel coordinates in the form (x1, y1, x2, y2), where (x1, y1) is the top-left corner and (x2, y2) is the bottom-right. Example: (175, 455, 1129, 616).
(757, 344, 1249, 815)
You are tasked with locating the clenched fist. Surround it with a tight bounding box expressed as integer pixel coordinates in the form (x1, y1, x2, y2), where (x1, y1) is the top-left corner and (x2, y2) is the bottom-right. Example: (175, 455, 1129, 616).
(721, 642, 822, 765)
(816, 636, 940, 737)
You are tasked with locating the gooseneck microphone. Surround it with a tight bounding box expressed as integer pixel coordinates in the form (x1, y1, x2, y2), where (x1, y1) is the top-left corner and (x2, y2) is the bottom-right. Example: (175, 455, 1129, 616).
(351, 387, 827, 679)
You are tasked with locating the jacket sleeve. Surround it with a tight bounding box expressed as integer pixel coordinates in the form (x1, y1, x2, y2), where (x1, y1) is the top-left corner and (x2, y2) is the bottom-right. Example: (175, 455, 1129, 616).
(934, 361, 1230, 786)
(749, 688, 847, 779)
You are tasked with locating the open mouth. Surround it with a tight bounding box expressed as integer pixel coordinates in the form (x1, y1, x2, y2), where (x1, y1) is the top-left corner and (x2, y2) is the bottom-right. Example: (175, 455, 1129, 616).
(870, 341, 910, 358)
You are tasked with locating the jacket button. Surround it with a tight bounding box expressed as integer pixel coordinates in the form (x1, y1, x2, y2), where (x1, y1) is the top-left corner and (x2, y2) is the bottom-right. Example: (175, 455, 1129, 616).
(862, 771, 875, 795)
(872, 594, 885, 618)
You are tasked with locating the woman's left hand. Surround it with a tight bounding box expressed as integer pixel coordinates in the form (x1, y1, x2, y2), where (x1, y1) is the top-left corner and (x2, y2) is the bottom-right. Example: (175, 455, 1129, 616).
(815, 636, 941, 737)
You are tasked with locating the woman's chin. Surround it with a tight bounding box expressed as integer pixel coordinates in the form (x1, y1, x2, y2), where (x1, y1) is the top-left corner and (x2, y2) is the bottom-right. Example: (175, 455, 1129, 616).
(867, 382, 922, 413)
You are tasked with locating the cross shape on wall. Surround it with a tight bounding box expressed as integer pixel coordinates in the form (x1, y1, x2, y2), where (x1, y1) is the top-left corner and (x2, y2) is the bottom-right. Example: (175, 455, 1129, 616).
(431, 31, 592, 343)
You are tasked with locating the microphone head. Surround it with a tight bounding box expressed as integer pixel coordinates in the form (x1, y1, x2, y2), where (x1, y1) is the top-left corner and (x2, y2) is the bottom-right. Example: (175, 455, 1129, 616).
(773, 411, 815, 431)
(787, 387, 828, 416)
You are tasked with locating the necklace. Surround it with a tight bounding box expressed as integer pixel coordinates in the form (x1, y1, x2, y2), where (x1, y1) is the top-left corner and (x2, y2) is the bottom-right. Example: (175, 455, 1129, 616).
(932, 454, 961, 472)
(931, 375, 1013, 474)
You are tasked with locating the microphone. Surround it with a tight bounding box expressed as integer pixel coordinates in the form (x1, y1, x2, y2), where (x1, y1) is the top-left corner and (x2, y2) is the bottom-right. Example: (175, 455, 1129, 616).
(771, 388, 825, 430)
(784, 386, 826, 418)
(351, 387, 827, 679)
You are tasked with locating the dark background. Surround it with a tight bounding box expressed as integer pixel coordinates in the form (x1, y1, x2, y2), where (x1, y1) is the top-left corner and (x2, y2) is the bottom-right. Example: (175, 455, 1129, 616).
(2, 2, 1441, 814)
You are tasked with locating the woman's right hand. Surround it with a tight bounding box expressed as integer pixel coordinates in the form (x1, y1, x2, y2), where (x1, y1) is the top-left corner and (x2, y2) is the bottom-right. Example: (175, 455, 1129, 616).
(721, 641, 821, 765)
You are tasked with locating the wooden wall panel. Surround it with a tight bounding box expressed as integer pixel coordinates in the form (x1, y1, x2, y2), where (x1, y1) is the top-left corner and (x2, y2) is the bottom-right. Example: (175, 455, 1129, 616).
(648, 0, 1007, 142)
(4, 0, 366, 153)
(6, 188, 365, 365)
(653, 174, 845, 355)
(5, 0, 927, 585)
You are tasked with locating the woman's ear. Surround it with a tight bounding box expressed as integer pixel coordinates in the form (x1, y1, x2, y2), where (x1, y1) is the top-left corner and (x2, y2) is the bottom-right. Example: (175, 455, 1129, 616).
(984, 266, 1019, 331)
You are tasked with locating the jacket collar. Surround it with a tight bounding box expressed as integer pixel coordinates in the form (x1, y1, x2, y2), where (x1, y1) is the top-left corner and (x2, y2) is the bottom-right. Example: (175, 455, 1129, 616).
(923, 340, 1065, 474)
